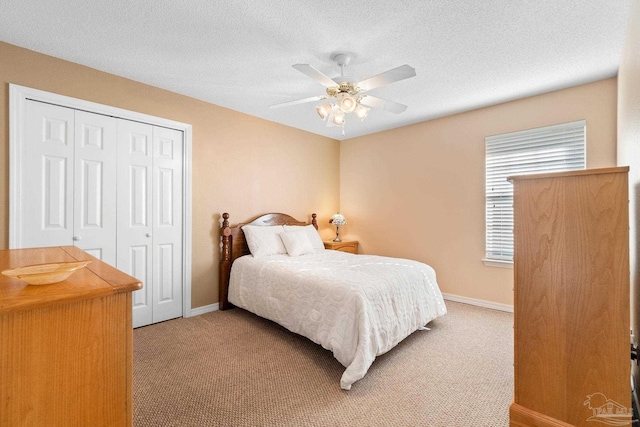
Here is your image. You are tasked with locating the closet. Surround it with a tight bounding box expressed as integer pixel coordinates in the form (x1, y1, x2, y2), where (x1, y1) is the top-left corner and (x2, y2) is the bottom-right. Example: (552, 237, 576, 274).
(509, 167, 630, 427)
(13, 98, 184, 328)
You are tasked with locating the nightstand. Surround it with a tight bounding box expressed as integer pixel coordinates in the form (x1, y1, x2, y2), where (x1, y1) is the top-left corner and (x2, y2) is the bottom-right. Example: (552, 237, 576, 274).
(323, 240, 358, 254)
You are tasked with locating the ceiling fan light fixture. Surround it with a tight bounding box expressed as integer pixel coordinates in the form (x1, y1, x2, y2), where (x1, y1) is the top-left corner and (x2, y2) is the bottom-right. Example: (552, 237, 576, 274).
(273, 54, 415, 135)
(354, 103, 370, 120)
(316, 103, 332, 120)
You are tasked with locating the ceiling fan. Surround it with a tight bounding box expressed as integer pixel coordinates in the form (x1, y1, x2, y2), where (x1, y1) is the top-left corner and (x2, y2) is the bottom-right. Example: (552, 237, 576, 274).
(270, 53, 416, 130)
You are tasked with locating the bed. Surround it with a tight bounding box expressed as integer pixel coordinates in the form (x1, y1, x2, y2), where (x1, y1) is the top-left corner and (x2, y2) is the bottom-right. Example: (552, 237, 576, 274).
(219, 212, 446, 390)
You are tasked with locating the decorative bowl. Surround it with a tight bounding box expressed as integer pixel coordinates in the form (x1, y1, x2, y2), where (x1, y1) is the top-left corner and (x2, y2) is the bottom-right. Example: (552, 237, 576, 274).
(1, 260, 92, 285)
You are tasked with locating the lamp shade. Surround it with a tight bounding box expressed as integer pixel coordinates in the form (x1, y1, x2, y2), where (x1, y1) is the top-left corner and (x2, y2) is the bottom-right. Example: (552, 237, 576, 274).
(353, 103, 370, 120)
(338, 93, 356, 113)
(329, 213, 347, 226)
(316, 103, 332, 120)
(331, 110, 345, 126)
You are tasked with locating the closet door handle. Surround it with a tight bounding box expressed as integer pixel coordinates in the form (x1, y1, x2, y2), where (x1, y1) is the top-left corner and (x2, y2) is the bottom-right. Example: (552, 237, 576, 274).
(73, 236, 81, 241)
(146, 233, 152, 238)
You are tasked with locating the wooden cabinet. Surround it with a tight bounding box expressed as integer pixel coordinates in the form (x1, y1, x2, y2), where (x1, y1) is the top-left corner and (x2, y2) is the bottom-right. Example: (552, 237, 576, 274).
(324, 240, 358, 254)
(0, 246, 142, 427)
(509, 167, 630, 427)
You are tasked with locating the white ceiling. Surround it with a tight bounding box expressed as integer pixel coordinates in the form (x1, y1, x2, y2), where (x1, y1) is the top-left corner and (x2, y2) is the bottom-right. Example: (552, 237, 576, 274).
(0, 0, 632, 140)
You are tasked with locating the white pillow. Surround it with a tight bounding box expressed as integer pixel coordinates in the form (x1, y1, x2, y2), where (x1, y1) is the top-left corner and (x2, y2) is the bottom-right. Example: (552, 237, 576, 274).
(279, 232, 315, 257)
(242, 225, 287, 258)
(283, 224, 325, 250)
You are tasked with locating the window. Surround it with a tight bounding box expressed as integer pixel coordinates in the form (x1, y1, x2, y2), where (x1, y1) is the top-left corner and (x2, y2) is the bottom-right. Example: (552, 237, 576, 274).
(484, 120, 586, 267)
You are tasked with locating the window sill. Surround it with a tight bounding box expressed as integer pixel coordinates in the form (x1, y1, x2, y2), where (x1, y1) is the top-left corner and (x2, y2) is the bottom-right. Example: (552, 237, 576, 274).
(482, 258, 513, 269)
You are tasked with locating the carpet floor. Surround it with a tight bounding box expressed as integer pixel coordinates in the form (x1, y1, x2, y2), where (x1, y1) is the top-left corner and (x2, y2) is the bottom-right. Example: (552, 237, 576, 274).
(133, 301, 513, 427)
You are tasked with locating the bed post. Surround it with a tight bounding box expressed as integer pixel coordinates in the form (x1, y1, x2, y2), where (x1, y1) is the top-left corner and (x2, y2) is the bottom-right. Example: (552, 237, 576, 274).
(219, 213, 232, 310)
(312, 213, 318, 230)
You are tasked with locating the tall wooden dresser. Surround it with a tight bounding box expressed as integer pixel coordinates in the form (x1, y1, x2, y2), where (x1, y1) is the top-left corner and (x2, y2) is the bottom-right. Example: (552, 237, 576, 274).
(509, 167, 630, 427)
(0, 246, 142, 426)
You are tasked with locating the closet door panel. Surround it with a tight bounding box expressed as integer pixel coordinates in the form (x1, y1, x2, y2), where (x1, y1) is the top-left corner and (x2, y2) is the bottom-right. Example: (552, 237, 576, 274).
(74, 111, 117, 265)
(22, 101, 74, 248)
(130, 245, 150, 308)
(152, 127, 183, 323)
(43, 157, 68, 229)
(117, 120, 153, 328)
(158, 243, 175, 301)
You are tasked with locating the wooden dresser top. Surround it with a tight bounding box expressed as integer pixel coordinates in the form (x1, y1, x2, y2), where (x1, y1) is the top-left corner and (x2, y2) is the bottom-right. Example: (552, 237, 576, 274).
(0, 246, 142, 315)
(508, 165, 629, 182)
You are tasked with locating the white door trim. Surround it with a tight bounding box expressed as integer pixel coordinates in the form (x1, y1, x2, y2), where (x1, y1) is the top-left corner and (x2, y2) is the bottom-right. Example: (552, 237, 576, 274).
(9, 84, 195, 319)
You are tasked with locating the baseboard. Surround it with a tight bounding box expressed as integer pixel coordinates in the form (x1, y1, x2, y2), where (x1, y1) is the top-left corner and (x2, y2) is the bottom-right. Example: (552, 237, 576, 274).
(442, 293, 513, 313)
(187, 303, 219, 317)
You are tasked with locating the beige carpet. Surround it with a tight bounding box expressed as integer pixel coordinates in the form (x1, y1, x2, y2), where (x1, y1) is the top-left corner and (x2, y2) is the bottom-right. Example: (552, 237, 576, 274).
(133, 301, 513, 427)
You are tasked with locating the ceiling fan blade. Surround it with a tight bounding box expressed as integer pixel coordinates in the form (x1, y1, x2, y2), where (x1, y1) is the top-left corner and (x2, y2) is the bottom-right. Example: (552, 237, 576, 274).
(359, 95, 408, 114)
(269, 95, 326, 109)
(292, 64, 338, 88)
(357, 65, 416, 92)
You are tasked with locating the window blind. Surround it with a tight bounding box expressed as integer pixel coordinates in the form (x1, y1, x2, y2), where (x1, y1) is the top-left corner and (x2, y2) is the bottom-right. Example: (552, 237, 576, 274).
(485, 120, 586, 261)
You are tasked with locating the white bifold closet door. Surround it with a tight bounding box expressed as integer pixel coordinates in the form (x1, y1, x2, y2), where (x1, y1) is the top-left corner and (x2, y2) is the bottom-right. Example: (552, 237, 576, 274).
(20, 99, 183, 328)
(117, 120, 183, 327)
(22, 101, 117, 265)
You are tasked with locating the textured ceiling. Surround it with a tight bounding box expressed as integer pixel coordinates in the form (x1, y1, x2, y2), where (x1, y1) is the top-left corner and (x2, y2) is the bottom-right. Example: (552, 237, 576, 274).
(0, 0, 632, 140)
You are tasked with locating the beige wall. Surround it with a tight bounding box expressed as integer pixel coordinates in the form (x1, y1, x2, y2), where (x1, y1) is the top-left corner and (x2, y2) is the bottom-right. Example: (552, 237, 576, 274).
(0, 42, 340, 308)
(618, 0, 640, 342)
(340, 78, 618, 306)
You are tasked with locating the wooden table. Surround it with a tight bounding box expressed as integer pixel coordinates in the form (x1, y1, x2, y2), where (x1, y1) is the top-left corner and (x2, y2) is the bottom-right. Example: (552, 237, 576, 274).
(0, 246, 142, 427)
(323, 240, 359, 254)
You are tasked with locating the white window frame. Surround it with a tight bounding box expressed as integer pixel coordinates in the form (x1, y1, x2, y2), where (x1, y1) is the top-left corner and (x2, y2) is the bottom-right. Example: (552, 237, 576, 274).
(483, 120, 586, 268)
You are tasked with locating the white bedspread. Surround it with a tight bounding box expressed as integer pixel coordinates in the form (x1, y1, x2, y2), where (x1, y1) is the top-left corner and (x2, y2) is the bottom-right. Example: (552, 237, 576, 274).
(228, 250, 447, 390)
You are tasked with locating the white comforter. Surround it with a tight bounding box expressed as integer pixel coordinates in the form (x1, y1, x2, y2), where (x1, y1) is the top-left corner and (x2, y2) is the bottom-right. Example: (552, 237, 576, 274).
(228, 250, 447, 390)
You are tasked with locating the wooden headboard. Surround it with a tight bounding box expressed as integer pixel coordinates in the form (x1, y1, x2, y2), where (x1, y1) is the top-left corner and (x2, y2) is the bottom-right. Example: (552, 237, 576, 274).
(219, 212, 318, 310)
